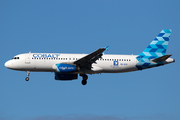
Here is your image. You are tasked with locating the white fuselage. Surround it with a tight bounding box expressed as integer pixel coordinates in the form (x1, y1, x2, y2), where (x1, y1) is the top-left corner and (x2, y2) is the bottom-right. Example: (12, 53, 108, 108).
(5, 53, 139, 74)
(4, 29, 175, 85)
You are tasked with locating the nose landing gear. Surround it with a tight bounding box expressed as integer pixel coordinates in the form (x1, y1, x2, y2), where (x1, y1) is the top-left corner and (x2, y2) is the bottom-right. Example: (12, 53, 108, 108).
(25, 71, 30, 81)
(80, 74, 88, 85)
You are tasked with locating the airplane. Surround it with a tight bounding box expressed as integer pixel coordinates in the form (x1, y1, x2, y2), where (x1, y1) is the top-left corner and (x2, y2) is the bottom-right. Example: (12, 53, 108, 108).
(4, 29, 175, 85)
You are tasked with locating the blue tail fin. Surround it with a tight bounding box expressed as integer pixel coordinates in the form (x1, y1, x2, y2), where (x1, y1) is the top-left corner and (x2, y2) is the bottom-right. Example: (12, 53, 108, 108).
(136, 29, 172, 70)
(139, 29, 172, 58)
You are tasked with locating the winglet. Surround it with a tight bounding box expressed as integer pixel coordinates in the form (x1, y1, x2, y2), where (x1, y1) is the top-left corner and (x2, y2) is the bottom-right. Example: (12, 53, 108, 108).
(105, 46, 109, 51)
(103, 46, 109, 54)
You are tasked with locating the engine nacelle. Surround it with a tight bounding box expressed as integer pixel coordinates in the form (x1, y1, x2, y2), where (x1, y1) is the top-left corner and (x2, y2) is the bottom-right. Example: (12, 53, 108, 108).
(55, 63, 79, 73)
(54, 72, 78, 80)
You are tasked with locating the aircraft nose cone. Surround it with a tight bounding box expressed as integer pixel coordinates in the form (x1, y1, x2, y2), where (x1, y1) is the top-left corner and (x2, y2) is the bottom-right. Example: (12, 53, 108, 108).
(5, 61, 11, 68)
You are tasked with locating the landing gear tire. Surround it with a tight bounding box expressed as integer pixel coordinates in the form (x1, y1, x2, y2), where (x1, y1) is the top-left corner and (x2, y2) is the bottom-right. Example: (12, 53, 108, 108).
(25, 71, 30, 81)
(83, 74, 88, 80)
(25, 77, 29, 81)
(81, 74, 88, 85)
(82, 80, 87, 85)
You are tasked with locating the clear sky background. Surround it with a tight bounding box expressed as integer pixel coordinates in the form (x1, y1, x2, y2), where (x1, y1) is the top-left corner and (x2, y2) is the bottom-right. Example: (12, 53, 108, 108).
(0, 0, 180, 120)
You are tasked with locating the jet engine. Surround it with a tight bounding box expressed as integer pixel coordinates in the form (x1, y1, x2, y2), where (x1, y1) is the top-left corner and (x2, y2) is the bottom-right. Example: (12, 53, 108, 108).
(54, 72, 78, 80)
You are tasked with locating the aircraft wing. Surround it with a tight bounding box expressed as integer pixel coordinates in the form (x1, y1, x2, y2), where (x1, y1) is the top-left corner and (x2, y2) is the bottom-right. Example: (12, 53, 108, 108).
(74, 48, 106, 69)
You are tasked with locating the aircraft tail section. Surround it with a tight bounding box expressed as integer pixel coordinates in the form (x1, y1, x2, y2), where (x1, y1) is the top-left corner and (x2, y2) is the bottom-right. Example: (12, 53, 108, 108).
(151, 54, 172, 63)
(139, 29, 171, 58)
(136, 29, 173, 70)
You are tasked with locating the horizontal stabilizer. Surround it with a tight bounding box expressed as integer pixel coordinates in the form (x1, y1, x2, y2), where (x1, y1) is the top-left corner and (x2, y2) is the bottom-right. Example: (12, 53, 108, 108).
(152, 54, 172, 63)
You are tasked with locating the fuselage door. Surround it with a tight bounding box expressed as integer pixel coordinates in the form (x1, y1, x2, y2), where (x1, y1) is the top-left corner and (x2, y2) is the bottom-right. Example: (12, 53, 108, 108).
(25, 53, 31, 64)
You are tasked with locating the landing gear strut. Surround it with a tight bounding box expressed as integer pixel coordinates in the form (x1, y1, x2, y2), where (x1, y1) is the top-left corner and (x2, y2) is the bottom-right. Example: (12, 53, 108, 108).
(25, 71, 30, 81)
(80, 74, 88, 85)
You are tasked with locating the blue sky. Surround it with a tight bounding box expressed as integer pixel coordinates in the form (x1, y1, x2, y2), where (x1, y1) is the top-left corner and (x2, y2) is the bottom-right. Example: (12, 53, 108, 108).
(0, 0, 180, 120)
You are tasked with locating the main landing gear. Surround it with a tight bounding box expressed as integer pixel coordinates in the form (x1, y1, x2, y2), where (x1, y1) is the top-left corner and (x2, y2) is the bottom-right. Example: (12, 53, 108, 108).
(80, 74, 88, 85)
(25, 71, 30, 81)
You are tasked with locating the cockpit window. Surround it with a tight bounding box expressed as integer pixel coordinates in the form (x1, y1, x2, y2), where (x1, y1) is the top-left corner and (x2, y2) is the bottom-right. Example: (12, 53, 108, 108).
(13, 57, 20, 59)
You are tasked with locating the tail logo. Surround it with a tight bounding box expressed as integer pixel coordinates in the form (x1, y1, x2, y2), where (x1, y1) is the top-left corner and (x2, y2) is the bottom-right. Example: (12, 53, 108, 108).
(136, 29, 172, 70)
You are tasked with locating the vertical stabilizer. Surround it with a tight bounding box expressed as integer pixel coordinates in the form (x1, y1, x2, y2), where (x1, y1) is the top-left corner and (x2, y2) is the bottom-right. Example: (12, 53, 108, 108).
(139, 29, 171, 58)
(136, 29, 172, 70)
